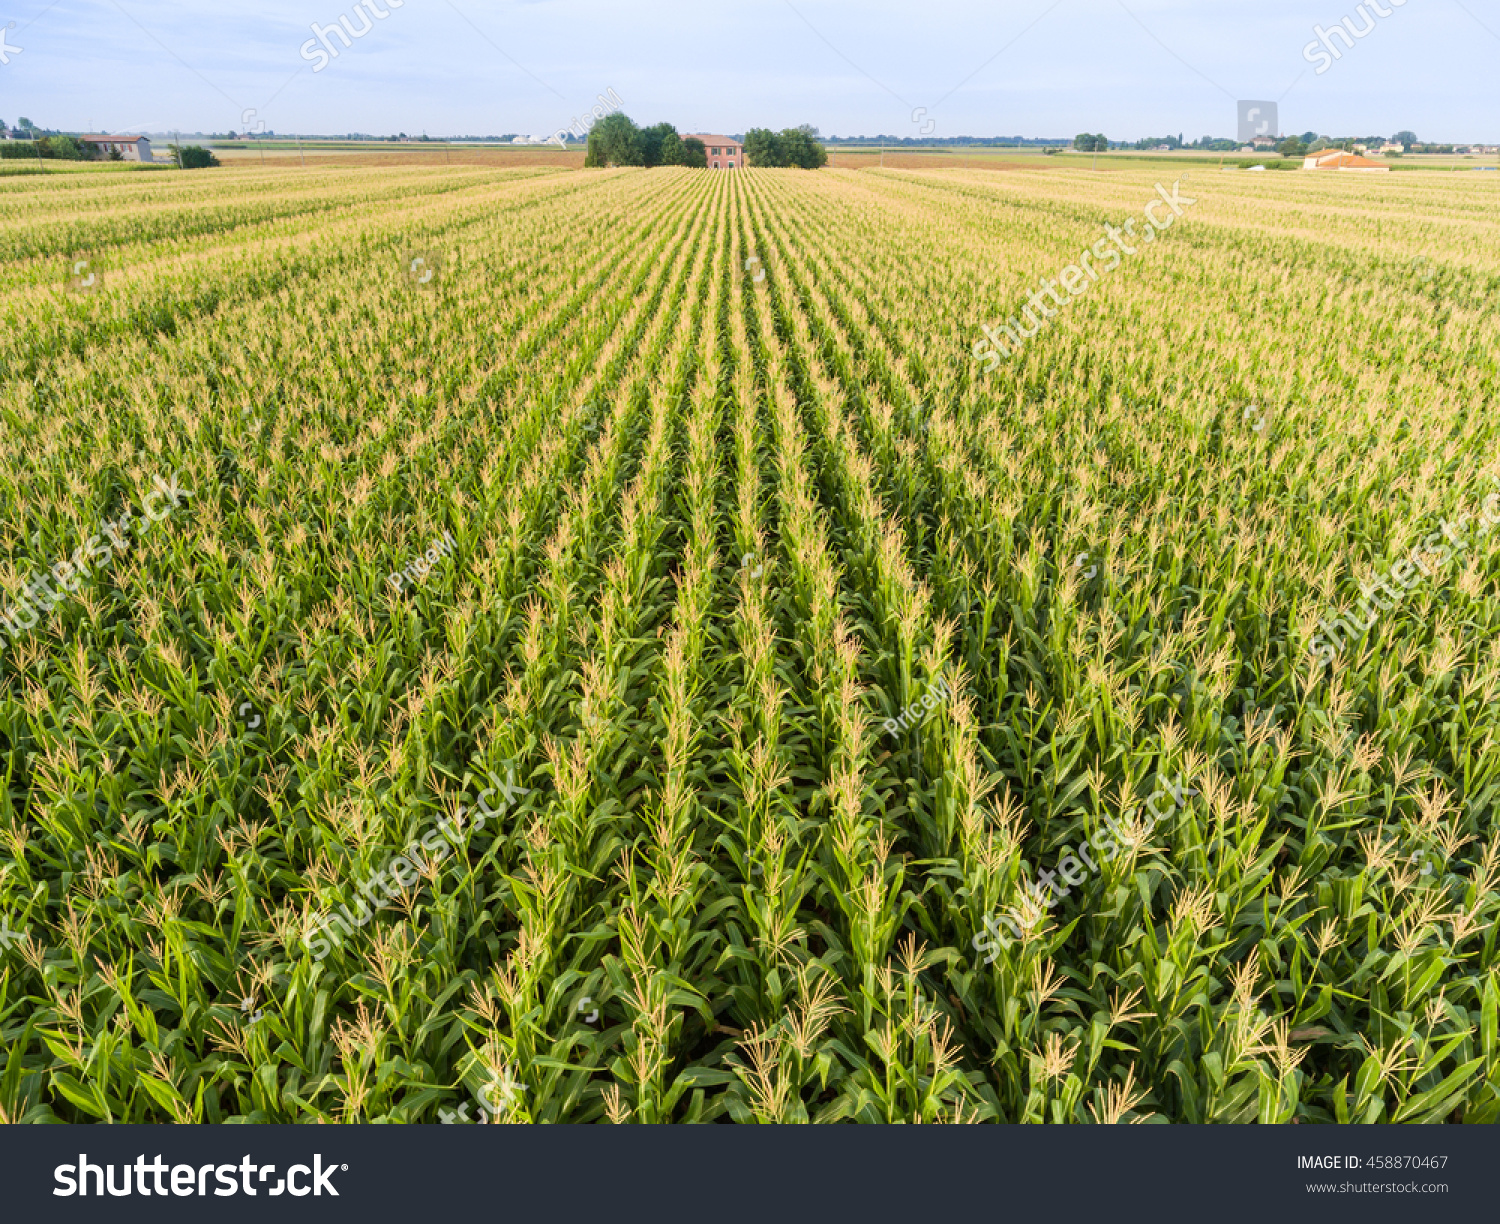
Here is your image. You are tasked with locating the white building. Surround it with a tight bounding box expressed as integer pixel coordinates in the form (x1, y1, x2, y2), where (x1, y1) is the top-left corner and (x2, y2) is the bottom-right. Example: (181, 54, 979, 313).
(80, 135, 153, 162)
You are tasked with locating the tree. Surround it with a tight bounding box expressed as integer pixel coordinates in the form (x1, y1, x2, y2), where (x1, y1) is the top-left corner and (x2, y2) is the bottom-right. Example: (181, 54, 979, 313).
(639, 121, 679, 167)
(1299, 130, 1318, 144)
(1392, 130, 1418, 150)
(173, 144, 220, 168)
(744, 126, 827, 168)
(656, 129, 708, 168)
(743, 128, 783, 167)
(584, 112, 644, 167)
(781, 125, 827, 168)
(32, 135, 93, 160)
(657, 129, 685, 165)
(1073, 132, 1107, 152)
(1277, 137, 1307, 159)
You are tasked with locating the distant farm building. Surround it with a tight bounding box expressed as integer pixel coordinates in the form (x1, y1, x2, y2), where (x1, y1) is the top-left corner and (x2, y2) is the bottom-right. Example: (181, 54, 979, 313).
(684, 135, 743, 168)
(1302, 149, 1390, 172)
(80, 135, 152, 162)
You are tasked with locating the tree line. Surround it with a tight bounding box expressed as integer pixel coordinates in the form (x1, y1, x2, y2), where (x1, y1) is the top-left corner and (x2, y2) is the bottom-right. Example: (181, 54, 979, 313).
(584, 115, 828, 169)
(584, 115, 708, 168)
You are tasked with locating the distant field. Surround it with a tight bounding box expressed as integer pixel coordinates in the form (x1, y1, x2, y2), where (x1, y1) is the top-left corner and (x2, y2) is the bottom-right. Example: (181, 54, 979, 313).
(2, 161, 1499, 1124)
(827, 148, 1050, 171)
(208, 141, 583, 170)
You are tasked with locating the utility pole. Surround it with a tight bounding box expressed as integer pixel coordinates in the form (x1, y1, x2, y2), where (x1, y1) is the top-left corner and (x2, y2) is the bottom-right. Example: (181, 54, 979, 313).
(296, 132, 306, 168)
(174, 131, 183, 168)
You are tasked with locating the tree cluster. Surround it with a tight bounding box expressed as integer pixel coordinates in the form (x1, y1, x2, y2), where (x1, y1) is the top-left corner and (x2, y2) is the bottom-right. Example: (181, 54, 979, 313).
(0, 134, 93, 160)
(743, 126, 827, 168)
(171, 144, 220, 169)
(583, 114, 707, 168)
(1131, 133, 1186, 150)
(1072, 132, 1107, 152)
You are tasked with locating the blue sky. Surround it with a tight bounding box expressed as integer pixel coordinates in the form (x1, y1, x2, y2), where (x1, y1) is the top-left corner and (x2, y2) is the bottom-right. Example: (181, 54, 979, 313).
(2, 0, 1497, 140)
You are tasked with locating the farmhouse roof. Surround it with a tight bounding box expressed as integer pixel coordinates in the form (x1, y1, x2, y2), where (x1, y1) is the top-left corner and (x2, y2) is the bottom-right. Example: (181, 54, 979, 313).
(1304, 149, 1389, 170)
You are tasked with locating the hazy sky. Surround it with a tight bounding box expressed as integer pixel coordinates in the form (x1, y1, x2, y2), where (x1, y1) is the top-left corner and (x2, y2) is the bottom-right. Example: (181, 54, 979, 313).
(3, 0, 1497, 140)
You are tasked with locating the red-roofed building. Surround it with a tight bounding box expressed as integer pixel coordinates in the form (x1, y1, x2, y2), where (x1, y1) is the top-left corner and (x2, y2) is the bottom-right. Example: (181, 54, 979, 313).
(1302, 148, 1390, 172)
(685, 135, 743, 168)
(79, 135, 153, 162)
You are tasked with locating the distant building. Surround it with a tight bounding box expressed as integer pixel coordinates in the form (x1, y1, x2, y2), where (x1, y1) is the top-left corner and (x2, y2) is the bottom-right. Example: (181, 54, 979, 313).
(684, 134, 743, 168)
(1302, 149, 1390, 172)
(1379, 142, 1404, 153)
(80, 135, 152, 161)
(1251, 135, 1277, 149)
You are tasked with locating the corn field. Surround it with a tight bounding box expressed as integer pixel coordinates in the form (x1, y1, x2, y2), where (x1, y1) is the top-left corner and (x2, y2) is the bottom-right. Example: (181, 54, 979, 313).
(2, 161, 1499, 1124)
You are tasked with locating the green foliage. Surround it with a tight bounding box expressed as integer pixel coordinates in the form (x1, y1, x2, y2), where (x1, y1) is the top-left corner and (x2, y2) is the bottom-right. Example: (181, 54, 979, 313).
(50, 136, 94, 161)
(174, 145, 221, 169)
(743, 125, 827, 169)
(1278, 137, 1308, 159)
(638, 122, 675, 168)
(584, 116, 713, 169)
(0, 136, 95, 161)
(656, 130, 707, 169)
(0, 160, 1497, 1128)
(1073, 133, 1108, 153)
(585, 113, 645, 168)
